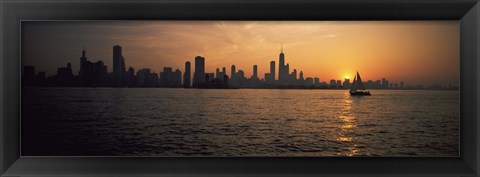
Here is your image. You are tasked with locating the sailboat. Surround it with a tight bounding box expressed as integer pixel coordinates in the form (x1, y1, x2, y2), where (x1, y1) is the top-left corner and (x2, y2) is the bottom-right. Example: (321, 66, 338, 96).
(349, 71, 371, 96)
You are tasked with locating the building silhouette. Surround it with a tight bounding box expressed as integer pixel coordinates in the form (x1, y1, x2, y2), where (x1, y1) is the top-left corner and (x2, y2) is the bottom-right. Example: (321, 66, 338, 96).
(193, 56, 205, 88)
(290, 69, 297, 84)
(265, 61, 275, 84)
(231, 65, 236, 79)
(76, 48, 108, 86)
(270, 61, 275, 82)
(79, 47, 87, 79)
(305, 77, 314, 87)
(278, 46, 290, 84)
(55, 63, 76, 86)
(160, 67, 182, 88)
(230, 65, 240, 88)
(184, 61, 191, 88)
(137, 68, 158, 87)
(200, 73, 229, 89)
(78, 48, 93, 85)
(222, 67, 226, 78)
(127, 67, 136, 87)
(374, 80, 381, 89)
(91, 61, 107, 86)
(215, 67, 227, 80)
(330, 79, 336, 88)
(343, 78, 351, 88)
(23, 44, 455, 90)
(381, 78, 389, 89)
(237, 70, 247, 87)
(173, 69, 182, 87)
(248, 65, 261, 87)
(336, 80, 342, 88)
(206, 73, 214, 82)
(113, 45, 126, 87)
(160, 67, 172, 87)
(314, 77, 320, 87)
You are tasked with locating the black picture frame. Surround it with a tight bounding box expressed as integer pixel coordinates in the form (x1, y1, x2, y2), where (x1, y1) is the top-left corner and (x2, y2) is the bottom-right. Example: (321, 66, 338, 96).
(1, 0, 479, 176)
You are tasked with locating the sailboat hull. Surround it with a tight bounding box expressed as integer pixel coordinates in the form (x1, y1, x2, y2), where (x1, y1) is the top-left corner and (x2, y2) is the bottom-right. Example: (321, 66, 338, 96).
(349, 71, 372, 96)
(349, 91, 371, 96)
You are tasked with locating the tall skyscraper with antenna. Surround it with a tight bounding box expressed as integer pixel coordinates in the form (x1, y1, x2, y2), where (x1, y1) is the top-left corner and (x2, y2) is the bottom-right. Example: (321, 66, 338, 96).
(278, 44, 289, 84)
(79, 46, 87, 77)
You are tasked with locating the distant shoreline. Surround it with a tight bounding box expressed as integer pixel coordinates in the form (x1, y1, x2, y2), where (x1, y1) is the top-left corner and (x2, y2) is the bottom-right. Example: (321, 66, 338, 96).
(22, 86, 459, 91)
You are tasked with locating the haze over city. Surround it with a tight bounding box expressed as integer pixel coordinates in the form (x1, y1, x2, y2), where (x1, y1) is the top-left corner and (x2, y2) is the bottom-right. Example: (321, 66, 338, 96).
(22, 21, 459, 86)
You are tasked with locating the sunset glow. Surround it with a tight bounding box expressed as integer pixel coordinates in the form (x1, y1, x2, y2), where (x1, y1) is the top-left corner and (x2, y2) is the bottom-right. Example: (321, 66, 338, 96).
(22, 21, 459, 86)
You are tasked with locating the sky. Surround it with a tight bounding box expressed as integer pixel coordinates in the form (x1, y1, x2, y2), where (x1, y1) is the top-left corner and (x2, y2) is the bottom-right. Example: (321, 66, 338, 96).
(22, 21, 459, 86)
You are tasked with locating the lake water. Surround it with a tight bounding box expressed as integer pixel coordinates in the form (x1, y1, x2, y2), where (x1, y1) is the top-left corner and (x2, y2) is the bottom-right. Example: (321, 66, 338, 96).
(22, 88, 459, 156)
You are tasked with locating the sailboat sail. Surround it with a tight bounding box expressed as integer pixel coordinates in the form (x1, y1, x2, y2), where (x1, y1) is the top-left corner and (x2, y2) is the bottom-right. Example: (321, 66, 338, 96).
(355, 71, 366, 90)
(349, 70, 371, 95)
(350, 74, 357, 92)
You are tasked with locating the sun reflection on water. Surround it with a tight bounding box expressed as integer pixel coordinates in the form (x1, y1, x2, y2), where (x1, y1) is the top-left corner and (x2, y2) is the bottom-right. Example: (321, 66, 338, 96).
(336, 93, 360, 156)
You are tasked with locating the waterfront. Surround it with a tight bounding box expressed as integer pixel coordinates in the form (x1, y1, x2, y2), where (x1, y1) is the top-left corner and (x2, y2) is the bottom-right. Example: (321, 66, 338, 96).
(22, 88, 459, 156)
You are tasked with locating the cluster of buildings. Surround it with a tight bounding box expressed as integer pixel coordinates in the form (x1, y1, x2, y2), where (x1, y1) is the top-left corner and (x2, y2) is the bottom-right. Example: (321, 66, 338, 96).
(22, 45, 457, 90)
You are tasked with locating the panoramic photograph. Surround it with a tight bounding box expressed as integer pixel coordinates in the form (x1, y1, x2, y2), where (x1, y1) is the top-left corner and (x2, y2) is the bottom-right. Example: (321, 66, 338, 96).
(21, 21, 459, 156)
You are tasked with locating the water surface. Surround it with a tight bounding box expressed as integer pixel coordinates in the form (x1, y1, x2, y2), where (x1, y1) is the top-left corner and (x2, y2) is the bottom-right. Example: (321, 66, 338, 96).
(22, 88, 459, 156)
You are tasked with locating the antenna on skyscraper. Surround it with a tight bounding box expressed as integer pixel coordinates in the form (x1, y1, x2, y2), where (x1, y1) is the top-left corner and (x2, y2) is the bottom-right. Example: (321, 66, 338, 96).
(281, 43, 283, 53)
(82, 45, 86, 57)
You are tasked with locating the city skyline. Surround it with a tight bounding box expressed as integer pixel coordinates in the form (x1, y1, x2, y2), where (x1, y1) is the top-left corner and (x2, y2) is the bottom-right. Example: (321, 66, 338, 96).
(22, 21, 459, 86)
(23, 45, 456, 90)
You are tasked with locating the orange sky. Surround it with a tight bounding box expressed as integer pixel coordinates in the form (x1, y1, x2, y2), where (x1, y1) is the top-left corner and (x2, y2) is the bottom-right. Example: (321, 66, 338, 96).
(23, 21, 459, 86)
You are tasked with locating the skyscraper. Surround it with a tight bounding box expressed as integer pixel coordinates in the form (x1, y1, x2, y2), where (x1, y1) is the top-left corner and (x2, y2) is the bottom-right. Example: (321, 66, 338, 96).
(290, 69, 297, 82)
(173, 69, 182, 87)
(113, 45, 123, 87)
(79, 47, 87, 77)
(121, 56, 127, 86)
(206, 73, 214, 82)
(184, 61, 191, 88)
(253, 65, 258, 78)
(264, 73, 271, 84)
(278, 45, 289, 84)
(193, 56, 205, 87)
(93, 60, 107, 86)
(314, 77, 320, 87)
(127, 67, 135, 87)
(382, 78, 389, 89)
(137, 68, 151, 87)
(231, 65, 236, 79)
(270, 61, 275, 81)
(160, 67, 182, 87)
(330, 79, 337, 88)
(343, 78, 351, 88)
(305, 77, 314, 86)
(216, 68, 220, 79)
(160, 67, 173, 87)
